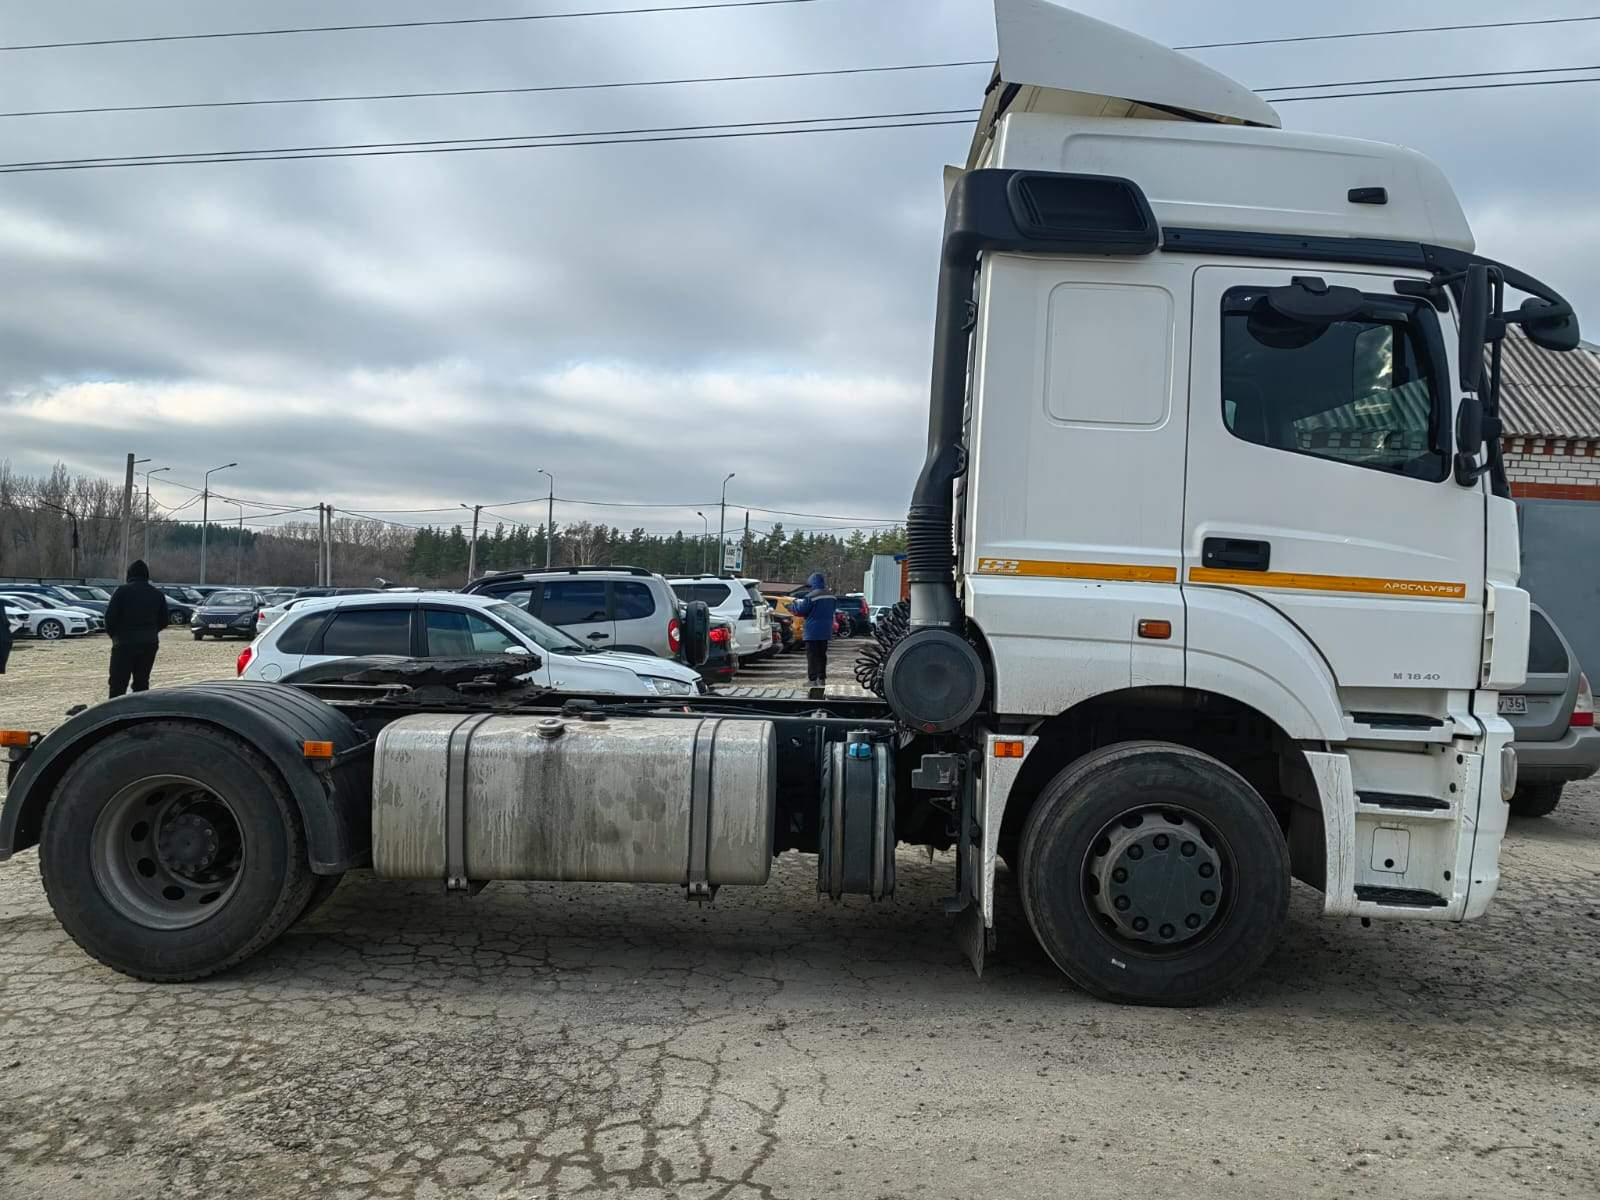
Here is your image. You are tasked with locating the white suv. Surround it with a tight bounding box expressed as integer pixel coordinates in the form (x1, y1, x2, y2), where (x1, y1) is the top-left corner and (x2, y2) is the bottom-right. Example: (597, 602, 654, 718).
(237, 591, 704, 696)
(669, 576, 773, 662)
(463, 567, 686, 659)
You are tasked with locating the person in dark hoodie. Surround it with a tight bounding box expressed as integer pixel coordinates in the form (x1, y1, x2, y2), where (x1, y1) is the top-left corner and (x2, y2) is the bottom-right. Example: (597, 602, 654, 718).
(104, 560, 169, 697)
(789, 571, 838, 697)
(0, 594, 12, 675)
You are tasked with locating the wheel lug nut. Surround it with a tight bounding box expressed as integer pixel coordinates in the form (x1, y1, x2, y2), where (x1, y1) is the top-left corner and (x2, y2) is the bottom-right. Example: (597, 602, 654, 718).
(1185, 913, 1201, 929)
(1113, 895, 1131, 911)
(1131, 917, 1148, 933)
(1159, 923, 1175, 939)
(1198, 862, 1215, 878)
(1153, 834, 1169, 851)
(1181, 842, 1196, 857)
(1127, 845, 1143, 861)
(1201, 890, 1216, 905)
(1111, 867, 1128, 884)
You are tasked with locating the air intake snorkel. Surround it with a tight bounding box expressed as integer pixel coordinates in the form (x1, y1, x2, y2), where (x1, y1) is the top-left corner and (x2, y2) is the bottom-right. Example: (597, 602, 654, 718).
(890, 169, 1160, 730)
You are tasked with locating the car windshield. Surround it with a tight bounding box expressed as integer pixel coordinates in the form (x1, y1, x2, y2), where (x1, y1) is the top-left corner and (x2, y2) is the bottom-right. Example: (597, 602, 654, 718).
(1, 595, 42, 610)
(486, 602, 589, 653)
(208, 591, 256, 606)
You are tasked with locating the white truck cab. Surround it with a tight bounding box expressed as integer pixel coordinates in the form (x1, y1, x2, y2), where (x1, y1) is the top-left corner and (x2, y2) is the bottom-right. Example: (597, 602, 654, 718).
(871, 1, 1577, 981)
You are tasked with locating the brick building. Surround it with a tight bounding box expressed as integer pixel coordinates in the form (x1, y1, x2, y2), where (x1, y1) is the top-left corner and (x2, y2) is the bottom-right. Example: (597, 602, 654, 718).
(1498, 326, 1600, 502)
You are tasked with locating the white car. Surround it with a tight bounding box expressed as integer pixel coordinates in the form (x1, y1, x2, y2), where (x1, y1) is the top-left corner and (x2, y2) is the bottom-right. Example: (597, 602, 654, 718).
(0, 594, 93, 640)
(237, 591, 706, 697)
(668, 576, 774, 662)
(0, 591, 106, 635)
(256, 595, 316, 636)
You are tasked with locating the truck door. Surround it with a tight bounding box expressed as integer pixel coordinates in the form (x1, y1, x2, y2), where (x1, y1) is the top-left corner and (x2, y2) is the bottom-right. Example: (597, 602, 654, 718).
(1184, 265, 1484, 694)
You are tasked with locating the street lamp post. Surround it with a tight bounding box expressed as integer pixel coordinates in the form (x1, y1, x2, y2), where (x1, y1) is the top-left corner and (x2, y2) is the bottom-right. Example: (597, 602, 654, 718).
(717, 472, 735, 575)
(200, 462, 237, 585)
(696, 511, 708, 573)
(537, 469, 554, 568)
(141, 466, 170, 562)
(40, 501, 81, 578)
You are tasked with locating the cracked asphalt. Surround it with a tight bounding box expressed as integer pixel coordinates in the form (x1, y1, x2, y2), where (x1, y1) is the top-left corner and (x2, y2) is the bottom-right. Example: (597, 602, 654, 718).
(2, 634, 1598, 1198)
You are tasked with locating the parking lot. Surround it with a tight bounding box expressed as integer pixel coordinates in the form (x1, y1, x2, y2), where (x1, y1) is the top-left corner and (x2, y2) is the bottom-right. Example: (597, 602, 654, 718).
(2, 631, 1598, 1198)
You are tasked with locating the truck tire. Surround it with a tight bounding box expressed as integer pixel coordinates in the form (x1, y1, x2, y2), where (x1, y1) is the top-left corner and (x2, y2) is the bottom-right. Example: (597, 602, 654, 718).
(39, 721, 316, 982)
(1509, 782, 1563, 818)
(1018, 741, 1289, 1007)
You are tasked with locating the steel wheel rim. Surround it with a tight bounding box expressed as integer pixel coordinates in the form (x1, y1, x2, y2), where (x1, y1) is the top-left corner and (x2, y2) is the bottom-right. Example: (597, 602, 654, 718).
(1081, 803, 1233, 956)
(90, 774, 246, 930)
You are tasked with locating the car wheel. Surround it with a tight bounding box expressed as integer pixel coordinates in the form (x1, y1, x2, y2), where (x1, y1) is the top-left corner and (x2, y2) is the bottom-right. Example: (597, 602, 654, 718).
(1509, 782, 1563, 818)
(1018, 740, 1290, 1007)
(192, 631, 205, 641)
(38, 619, 65, 641)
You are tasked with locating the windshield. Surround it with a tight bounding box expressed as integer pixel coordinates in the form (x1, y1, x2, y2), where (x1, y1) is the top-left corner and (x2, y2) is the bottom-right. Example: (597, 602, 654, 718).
(486, 603, 589, 653)
(208, 591, 257, 606)
(1, 595, 41, 610)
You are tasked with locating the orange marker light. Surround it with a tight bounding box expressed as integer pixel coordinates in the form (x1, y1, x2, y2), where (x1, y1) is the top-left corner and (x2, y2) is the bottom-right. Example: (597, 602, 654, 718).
(993, 740, 1025, 759)
(1137, 619, 1173, 640)
(302, 740, 335, 760)
(0, 730, 31, 748)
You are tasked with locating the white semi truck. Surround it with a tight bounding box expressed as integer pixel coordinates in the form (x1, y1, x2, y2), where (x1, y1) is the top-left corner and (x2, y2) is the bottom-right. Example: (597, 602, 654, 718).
(0, 1, 1584, 1005)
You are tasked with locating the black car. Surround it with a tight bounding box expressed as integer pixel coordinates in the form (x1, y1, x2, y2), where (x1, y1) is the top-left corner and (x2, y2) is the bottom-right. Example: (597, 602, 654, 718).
(157, 584, 204, 626)
(697, 617, 740, 684)
(190, 590, 262, 640)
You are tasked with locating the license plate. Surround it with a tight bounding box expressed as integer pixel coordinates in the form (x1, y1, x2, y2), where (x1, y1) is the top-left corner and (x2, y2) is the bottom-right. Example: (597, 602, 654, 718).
(1498, 695, 1527, 714)
(208, 622, 226, 629)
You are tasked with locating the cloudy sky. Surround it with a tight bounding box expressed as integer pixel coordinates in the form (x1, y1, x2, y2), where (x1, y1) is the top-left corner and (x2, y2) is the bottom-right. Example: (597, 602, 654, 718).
(2, 0, 1596, 538)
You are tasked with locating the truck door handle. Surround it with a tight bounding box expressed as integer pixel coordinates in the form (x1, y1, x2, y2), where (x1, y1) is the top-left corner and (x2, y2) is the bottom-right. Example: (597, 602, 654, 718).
(1202, 537, 1271, 572)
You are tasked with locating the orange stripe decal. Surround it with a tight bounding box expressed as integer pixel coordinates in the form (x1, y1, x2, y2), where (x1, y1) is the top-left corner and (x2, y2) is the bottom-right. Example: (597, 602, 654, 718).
(1187, 567, 1466, 599)
(974, 558, 1178, 584)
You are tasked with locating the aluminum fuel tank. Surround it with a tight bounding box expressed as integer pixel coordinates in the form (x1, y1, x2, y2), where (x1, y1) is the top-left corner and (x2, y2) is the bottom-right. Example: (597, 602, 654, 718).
(372, 713, 777, 886)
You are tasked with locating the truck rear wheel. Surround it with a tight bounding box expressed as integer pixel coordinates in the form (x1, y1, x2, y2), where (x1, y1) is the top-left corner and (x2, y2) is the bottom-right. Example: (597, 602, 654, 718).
(39, 721, 315, 982)
(1018, 741, 1289, 1007)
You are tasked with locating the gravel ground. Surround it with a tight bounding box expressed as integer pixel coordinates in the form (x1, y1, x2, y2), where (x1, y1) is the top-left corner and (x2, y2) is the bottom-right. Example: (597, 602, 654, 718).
(2, 631, 1598, 1198)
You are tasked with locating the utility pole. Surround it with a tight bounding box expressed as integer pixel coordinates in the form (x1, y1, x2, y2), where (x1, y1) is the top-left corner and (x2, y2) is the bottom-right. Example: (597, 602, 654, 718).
(316, 504, 328, 586)
(742, 509, 750, 577)
(322, 504, 334, 586)
(461, 503, 483, 585)
(538, 469, 554, 567)
(718, 472, 735, 575)
(141, 465, 169, 562)
(696, 511, 708, 573)
(41, 501, 80, 578)
(200, 461, 237, 585)
(233, 502, 245, 584)
(120, 454, 141, 572)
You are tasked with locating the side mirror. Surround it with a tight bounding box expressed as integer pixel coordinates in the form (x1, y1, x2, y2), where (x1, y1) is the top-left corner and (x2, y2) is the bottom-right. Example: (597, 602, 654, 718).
(1455, 396, 1486, 487)
(1457, 263, 1491, 392)
(1520, 298, 1581, 352)
(503, 645, 532, 658)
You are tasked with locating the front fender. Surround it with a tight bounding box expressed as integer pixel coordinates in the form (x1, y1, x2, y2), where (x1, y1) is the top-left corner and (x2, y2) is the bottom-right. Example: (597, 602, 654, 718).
(1, 682, 371, 873)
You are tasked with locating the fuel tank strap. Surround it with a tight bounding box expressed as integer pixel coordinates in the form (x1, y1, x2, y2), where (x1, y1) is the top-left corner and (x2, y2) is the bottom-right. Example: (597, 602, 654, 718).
(445, 713, 493, 890)
(686, 718, 719, 897)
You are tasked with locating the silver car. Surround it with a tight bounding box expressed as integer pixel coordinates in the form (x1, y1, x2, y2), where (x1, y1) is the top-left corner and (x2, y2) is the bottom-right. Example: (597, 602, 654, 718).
(1501, 605, 1599, 817)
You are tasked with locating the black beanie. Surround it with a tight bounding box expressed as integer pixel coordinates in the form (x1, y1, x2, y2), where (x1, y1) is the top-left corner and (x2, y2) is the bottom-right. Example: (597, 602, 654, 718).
(127, 559, 150, 581)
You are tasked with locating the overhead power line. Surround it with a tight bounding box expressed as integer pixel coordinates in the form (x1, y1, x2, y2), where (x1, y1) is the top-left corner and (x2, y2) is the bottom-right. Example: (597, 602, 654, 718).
(1270, 74, 1600, 104)
(1256, 63, 1600, 93)
(0, 107, 979, 170)
(0, 0, 823, 53)
(0, 59, 994, 120)
(0, 114, 977, 175)
(1175, 14, 1600, 51)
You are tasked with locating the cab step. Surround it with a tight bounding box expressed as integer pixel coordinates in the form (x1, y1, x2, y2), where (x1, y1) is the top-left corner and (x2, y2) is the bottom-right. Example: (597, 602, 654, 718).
(1354, 885, 1448, 908)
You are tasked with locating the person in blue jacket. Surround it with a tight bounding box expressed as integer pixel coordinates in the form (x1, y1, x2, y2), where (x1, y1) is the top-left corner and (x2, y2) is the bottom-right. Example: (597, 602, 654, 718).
(790, 572, 838, 697)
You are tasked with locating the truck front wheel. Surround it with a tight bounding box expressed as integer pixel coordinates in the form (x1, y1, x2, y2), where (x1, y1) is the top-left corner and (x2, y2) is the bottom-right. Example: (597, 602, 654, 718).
(39, 721, 315, 981)
(1018, 741, 1289, 1007)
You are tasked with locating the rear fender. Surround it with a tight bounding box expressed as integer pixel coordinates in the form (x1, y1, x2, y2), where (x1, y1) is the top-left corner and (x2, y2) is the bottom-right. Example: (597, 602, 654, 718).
(0, 682, 371, 873)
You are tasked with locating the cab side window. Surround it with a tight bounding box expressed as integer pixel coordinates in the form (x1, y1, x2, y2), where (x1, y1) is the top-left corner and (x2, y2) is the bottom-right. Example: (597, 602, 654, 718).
(540, 580, 608, 626)
(1221, 287, 1447, 481)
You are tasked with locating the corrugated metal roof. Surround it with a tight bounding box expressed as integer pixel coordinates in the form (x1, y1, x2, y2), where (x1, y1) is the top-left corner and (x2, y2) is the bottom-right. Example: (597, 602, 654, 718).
(1498, 325, 1600, 439)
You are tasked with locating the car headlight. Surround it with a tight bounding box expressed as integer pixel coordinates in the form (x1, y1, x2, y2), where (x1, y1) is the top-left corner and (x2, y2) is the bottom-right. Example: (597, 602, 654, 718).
(644, 676, 695, 697)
